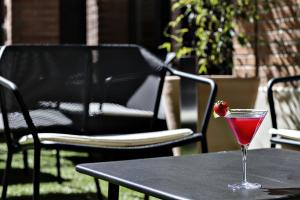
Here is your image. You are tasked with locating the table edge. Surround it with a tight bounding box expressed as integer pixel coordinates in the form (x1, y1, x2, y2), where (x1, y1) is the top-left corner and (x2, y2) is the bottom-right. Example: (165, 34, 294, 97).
(76, 165, 189, 200)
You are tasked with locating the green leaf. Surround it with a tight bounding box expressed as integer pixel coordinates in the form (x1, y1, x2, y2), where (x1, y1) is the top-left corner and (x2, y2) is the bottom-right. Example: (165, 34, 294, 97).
(213, 111, 220, 118)
(175, 28, 189, 34)
(196, 15, 202, 25)
(158, 42, 171, 52)
(170, 35, 183, 43)
(237, 34, 248, 46)
(176, 47, 193, 59)
(198, 64, 208, 74)
(171, 2, 181, 11)
(198, 59, 208, 74)
(210, 0, 218, 6)
(168, 14, 184, 28)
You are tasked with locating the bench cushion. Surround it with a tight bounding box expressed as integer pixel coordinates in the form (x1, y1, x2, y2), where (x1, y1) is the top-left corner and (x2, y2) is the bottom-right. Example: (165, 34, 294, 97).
(59, 102, 153, 117)
(0, 102, 161, 135)
(59, 102, 164, 133)
(19, 128, 193, 147)
(269, 128, 300, 141)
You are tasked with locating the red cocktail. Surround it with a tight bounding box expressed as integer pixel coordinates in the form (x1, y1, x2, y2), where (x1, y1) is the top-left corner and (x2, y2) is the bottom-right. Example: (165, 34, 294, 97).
(226, 116, 264, 145)
(225, 109, 267, 190)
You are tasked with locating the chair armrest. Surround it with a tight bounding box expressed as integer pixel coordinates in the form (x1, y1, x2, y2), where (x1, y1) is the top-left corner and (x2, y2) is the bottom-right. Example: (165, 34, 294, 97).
(166, 66, 217, 137)
(0, 75, 40, 144)
(164, 52, 176, 65)
(0, 76, 18, 91)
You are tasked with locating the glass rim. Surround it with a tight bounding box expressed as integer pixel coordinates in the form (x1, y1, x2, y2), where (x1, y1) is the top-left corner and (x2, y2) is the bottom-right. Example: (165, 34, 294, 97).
(225, 109, 268, 118)
(229, 109, 268, 113)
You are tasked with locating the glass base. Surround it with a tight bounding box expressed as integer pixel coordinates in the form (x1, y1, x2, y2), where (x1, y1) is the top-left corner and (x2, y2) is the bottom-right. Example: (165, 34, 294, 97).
(228, 182, 261, 190)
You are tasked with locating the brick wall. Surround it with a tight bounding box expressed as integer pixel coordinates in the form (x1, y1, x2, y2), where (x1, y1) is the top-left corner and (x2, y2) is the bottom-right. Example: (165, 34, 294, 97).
(138, 0, 163, 51)
(2, 0, 163, 48)
(98, 0, 129, 43)
(234, 0, 300, 83)
(3, 0, 59, 44)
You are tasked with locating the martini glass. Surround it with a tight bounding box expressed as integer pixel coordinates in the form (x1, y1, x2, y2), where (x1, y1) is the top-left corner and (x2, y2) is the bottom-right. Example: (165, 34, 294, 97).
(225, 109, 267, 190)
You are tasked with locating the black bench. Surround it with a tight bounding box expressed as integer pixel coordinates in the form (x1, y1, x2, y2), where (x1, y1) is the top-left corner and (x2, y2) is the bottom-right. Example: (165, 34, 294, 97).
(0, 44, 217, 200)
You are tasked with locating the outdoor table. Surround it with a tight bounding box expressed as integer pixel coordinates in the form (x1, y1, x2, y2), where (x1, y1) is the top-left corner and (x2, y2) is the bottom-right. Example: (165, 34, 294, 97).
(76, 148, 300, 200)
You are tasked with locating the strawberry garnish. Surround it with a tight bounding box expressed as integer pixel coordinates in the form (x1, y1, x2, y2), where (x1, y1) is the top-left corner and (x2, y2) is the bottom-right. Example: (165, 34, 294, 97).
(213, 100, 229, 117)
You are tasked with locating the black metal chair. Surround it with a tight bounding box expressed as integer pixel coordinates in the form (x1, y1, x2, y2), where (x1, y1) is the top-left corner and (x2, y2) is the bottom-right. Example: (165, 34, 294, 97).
(0, 45, 217, 200)
(268, 75, 300, 148)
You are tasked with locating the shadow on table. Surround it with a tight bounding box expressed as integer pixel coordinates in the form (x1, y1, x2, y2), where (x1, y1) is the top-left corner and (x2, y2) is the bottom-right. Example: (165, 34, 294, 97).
(0, 168, 69, 184)
(7, 192, 101, 200)
(262, 187, 300, 199)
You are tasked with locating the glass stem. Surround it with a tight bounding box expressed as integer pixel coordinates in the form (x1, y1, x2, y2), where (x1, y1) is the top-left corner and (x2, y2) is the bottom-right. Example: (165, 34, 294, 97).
(241, 145, 247, 184)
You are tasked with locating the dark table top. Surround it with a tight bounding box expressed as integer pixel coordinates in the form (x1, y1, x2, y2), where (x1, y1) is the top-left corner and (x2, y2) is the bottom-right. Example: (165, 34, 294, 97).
(76, 149, 300, 200)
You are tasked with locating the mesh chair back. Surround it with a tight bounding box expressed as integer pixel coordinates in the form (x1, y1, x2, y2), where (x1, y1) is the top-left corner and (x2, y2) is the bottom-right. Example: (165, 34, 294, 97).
(93, 45, 163, 108)
(268, 76, 300, 130)
(89, 45, 166, 133)
(0, 45, 166, 142)
(0, 46, 91, 139)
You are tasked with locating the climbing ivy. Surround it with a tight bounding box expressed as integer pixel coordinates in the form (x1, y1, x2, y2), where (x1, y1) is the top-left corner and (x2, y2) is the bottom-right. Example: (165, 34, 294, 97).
(160, 0, 258, 74)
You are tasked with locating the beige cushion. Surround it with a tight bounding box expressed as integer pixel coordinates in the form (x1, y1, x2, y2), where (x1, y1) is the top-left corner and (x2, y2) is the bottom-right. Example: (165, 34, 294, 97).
(269, 128, 300, 141)
(19, 128, 193, 147)
(59, 102, 153, 117)
(100, 103, 153, 117)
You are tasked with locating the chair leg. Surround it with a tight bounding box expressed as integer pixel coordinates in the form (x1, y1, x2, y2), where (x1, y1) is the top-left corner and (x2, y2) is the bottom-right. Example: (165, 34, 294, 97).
(33, 148, 41, 200)
(56, 149, 62, 183)
(1, 151, 13, 200)
(271, 143, 276, 148)
(201, 138, 208, 153)
(23, 150, 29, 174)
(94, 178, 103, 200)
(144, 194, 149, 200)
(108, 182, 119, 200)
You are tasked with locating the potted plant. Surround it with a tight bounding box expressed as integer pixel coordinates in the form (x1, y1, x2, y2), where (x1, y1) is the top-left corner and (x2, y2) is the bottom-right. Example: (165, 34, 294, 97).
(160, 0, 257, 74)
(161, 0, 264, 152)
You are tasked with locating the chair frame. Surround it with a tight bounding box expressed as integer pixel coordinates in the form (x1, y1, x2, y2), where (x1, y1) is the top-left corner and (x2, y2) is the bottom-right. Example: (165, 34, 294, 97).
(0, 48, 217, 200)
(267, 75, 300, 148)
